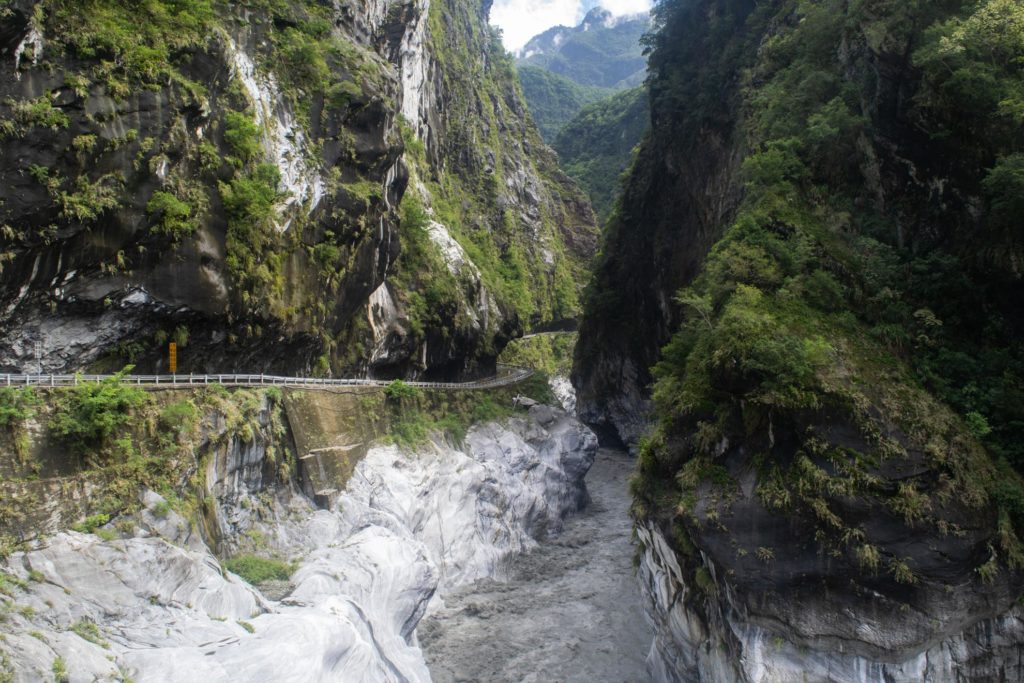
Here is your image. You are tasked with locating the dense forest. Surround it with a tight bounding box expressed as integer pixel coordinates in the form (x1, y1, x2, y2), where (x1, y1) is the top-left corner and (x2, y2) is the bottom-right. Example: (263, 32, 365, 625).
(636, 0, 1024, 540)
(516, 65, 615, 142)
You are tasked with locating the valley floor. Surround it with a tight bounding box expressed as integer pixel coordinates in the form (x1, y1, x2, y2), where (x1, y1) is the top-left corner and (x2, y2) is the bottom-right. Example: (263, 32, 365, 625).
(419, 448, 652, 682)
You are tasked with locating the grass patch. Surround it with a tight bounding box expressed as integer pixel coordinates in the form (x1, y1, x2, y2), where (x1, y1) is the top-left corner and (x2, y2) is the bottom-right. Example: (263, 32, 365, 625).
(71, 513, 110, 535)
(52, 657, 68, 683)
(224, 555, 294, 584)
(69, 619, 108, 648)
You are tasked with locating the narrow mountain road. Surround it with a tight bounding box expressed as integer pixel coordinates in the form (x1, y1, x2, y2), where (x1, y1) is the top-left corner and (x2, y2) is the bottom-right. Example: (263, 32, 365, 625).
(0, 365, 532, 391)
(418, 448, 652, 683)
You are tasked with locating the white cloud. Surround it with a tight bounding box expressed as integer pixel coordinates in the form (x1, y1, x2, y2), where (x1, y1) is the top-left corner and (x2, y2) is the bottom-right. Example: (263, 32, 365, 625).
(490, 0, 583, 53)
(597, 0, 652, 18)
(490, 0, 651, 53)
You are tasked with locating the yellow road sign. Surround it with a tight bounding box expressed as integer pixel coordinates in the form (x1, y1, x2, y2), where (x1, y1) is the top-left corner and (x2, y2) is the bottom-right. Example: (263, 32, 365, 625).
(169, 342, 177, 374)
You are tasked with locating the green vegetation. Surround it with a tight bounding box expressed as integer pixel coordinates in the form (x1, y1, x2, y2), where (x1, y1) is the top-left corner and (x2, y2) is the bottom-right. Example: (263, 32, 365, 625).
(57, 175, 122, 223)
(69, 619, 108, 648)
(397, 121, 581, 333)
(72, 134, 97, 154)
(0, 95, 70, 137)
(516, 66, 614, 142)
(553, 87, 648, 222)
(378, 374, 553, 449)
(0, 0, 593, 379)
(158, 399, 199, 438)
(383, 380, 422, 402)
(50, 368, 149, 457)
(0, 572, 28, 596)
(0, 388, 38, 428)
(498, 333, 577, 376)
(146, 191, 197, 240)
(517, 9, 649, 89)
(51, 657, 68, 683)
(620, 0, 1024, 583)
(220, 161, 283, 296)
(390, 191, 466, 345)
(263, 7, 385, 121)
(44, 0, 214, 98)
(0, 0, 394, 372)
(515, 9, 648, 141)
(0, 381, 291, 556)
(71, 513, 110, 535)
(224, 555, 294, 584)
(513, 372, 556, 406)
(0, 652, 11, 683)
(223, 112, 262, 167)
(397, 0, 596, 337)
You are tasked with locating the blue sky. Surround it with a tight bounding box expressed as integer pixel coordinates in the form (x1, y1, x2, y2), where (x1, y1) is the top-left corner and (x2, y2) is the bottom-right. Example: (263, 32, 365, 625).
(490, 0, 652, 53)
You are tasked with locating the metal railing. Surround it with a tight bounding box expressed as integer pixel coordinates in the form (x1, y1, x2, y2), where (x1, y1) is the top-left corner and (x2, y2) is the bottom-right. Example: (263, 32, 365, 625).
(0, 364, 534, 391)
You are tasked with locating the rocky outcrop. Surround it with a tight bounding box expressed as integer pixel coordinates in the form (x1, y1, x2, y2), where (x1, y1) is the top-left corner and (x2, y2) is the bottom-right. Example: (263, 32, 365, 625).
(571, 112, 745, 445)
(390, 0, 599, 350)
(638, 522, 1024, 682)
(0, 401, 597, 681)
(0, 0, 401, 375)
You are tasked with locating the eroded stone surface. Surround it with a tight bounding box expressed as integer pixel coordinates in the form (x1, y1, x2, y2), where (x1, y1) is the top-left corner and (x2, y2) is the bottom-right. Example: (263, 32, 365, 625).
(637, 522, 1024, 683)
(0, 408, 598, 682)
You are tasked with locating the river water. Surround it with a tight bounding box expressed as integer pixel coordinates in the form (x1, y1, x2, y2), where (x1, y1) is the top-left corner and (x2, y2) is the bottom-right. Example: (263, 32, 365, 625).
(419, 448, 653, 682)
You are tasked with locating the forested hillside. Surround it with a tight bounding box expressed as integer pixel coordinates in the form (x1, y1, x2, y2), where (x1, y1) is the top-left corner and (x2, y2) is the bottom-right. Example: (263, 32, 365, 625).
(553, 86, 648, 221)
(518, 7, 648, 88)
(516, 65, 613, 142)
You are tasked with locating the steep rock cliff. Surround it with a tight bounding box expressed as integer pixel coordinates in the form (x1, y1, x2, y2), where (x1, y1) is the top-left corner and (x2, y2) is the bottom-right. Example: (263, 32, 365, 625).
(574, 0, 1024, 678)
(0, 0, 596, 379)
(573, 0, 749, 446)
(373, 0, 598, 378)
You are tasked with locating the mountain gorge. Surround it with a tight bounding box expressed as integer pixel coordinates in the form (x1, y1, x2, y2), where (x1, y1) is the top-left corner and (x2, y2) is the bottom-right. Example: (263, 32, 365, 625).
(0, 0, 596, 380)
(0, 2, 617, 680)
(574, 0, 1024, 678)
(1, 0, 1023, 679)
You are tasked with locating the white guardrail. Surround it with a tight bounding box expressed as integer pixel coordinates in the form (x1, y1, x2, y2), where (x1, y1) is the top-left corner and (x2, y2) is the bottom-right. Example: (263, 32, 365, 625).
(1, 364, 534, 391)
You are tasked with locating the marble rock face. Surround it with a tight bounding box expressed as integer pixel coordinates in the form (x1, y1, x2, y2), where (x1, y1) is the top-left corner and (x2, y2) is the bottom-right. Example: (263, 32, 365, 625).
(0, 407, 597, 682)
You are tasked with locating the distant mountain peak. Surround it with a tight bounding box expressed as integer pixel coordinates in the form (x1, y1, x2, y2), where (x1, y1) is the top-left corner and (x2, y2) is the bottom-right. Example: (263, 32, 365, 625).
(516, 8, 650, 89)
(579, 6, 647, 30)
(581, 7, 612, 27)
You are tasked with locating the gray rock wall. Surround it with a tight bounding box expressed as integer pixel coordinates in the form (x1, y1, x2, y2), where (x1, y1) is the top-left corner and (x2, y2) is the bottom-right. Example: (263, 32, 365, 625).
(637, 522, 1024, 683)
